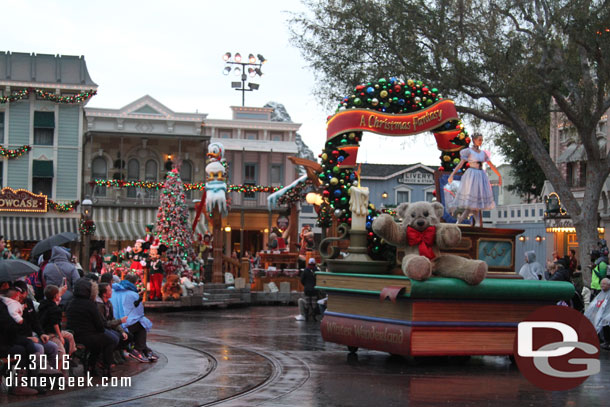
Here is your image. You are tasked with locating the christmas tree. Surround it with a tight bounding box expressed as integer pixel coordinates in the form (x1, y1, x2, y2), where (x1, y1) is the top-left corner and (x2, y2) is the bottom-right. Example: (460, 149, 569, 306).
(155, 167, 195, 275)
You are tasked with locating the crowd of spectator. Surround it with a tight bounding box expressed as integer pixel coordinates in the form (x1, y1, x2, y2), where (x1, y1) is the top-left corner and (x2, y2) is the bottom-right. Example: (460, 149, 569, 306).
(1, 239, 157, 396)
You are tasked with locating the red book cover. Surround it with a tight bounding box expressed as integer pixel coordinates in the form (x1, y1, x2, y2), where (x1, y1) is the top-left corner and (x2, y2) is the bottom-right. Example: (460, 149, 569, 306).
(320, 314, 412, 356)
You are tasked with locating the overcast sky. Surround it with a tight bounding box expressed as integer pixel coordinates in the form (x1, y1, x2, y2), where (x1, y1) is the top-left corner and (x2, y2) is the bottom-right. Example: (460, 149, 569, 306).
(3, 0, 494, 166)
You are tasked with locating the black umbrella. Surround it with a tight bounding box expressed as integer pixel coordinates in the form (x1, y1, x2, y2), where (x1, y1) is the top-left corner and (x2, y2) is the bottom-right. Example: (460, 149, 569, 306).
(0, 259, 39, 282)
(30, 232, 79, 259)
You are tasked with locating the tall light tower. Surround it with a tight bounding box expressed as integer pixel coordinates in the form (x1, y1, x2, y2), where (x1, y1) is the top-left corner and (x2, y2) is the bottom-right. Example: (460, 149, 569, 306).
(222, 52, 266, 106)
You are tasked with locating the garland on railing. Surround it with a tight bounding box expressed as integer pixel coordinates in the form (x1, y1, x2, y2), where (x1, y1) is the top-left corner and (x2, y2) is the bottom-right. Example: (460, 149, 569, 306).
(0, 88, 97, 104)
(0, 145, 31, 159)
(79, 219, 96, 235)
(48, 199, 80, 213)
(90, 179, 283, 193)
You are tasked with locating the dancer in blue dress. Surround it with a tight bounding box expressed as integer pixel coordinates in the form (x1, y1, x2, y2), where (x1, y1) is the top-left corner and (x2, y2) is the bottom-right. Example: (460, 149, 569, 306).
(448, 133, 502, 226)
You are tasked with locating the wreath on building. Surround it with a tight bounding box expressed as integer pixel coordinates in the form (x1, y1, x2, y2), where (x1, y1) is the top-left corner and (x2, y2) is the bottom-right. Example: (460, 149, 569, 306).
(79, 219, 96, 235)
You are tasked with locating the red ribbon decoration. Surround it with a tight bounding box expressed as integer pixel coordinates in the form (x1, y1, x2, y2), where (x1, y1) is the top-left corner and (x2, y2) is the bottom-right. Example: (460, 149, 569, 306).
(326, 99, 459, 141)
(192, 190, 207, 233)
(406, 226, 436, 260)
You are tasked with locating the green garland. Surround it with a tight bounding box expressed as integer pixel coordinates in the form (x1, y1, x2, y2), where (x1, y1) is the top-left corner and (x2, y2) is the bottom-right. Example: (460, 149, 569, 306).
(90, 179, 283, 193)
(0, 88, 97, 104)
(0, 145, 31, 159)
(48, 199, 79, 213)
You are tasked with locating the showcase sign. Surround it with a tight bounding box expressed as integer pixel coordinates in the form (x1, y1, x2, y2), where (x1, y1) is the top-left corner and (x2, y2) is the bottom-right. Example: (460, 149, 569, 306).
(0, 187, 47, 213)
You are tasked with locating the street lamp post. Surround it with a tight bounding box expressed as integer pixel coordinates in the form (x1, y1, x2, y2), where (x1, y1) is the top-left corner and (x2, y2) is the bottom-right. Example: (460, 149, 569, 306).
(222, 52, 266, 106)
(81, 197, 93, 273)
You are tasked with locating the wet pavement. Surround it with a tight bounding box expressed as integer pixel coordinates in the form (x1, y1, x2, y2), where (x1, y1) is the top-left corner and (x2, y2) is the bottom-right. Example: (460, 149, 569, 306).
(4, 306, 610, 406)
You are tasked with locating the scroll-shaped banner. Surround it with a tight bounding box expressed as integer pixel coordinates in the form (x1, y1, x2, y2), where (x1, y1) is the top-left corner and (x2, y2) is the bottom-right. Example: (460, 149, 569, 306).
(326, 99, 459, 141)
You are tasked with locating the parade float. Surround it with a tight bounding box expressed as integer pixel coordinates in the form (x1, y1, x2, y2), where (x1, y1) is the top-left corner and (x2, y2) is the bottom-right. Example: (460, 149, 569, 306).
(314, 78, 574, 357)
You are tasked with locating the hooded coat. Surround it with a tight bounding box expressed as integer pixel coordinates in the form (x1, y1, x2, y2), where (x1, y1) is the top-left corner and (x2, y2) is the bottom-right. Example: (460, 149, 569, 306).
(518, 251, 545, 280)
(44, 247, 80, 305)
(65, 278, 105, 339)
(110, 280, 152, 332)
(585, 289, 610, 333)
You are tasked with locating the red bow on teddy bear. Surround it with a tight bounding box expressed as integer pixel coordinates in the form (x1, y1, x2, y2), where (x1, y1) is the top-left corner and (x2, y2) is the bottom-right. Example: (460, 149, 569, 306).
(406, 226, 436, 260)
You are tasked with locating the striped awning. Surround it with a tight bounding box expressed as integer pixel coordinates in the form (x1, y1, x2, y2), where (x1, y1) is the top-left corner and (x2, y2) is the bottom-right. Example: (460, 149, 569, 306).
(0, 216, 79, 241)
(95, 220, 208, 241)
(95, 221, 147, 241)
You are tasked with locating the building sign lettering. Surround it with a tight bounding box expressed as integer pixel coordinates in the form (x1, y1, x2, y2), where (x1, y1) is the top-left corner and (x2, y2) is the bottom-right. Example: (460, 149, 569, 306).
(398, 171, 434, 185)
(544, 218, 573, 229)
(0, 188, 48, 213)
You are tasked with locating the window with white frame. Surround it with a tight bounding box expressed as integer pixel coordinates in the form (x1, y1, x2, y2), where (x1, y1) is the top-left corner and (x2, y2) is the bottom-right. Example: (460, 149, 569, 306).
(91, 157, 108, 197)
(218, 129, 231, 138)
(397, 191, 410, 204)
(394, 185, 412, 205)
(424, 187, 435, 202)
(244, 130, 258, 140)
(32, 160, 54, 197)
(181, 160, 193, 199)
(127, 158, 140, 198)
(33, 111, 55, 145)
(145, 159, 158, 198)
(244, 163, 257, 199)
(270, 164, 283, 185)
(270, 131, 283, 141)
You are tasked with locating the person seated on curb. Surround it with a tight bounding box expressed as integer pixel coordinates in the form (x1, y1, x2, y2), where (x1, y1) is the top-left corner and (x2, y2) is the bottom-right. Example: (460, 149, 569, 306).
(66, 278, 115, 376)
(110, 273, 158, 363)
(0, 287, 43, 395)
(585, 278, 610, 350)
(13, 280, 60, 375)
(1, 285, 25, 324)
(96, 282, 131, 364)
(38, 284, 77, 376)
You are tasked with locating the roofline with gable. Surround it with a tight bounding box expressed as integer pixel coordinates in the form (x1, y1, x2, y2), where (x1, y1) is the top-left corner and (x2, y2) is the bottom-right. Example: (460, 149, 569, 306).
(360, 163, 437, 180)
(85, 95, 206, 122)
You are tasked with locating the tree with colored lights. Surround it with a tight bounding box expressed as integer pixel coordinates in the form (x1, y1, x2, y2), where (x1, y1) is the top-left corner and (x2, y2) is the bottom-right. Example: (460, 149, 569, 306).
(156, 167, 195, 275)
(291, 0, 610, 285)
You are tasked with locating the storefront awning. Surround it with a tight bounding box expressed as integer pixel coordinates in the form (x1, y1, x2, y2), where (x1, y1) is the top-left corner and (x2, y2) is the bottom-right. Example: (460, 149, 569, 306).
(95, 221, 207, 241)
(0, 216, 79, 241)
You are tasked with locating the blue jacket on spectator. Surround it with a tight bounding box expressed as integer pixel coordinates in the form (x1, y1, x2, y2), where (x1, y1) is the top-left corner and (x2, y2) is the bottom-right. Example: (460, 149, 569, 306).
(110, 280, 152, 331)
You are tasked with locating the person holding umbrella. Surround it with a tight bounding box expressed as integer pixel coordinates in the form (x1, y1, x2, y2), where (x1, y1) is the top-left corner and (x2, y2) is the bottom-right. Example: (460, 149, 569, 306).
(29, 232, 79, 261)
(44, 247, 80, 307)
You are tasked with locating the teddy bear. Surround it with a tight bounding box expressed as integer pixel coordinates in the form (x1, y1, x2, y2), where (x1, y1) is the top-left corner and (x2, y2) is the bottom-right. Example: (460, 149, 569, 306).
(162, 273, 182, 301)
(372, 201, 487, 285)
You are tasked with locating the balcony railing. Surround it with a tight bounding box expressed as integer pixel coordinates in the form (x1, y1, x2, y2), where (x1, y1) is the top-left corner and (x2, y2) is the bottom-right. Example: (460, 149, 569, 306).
(483, 203, 546, 224)
(92, 187, 203, 207)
